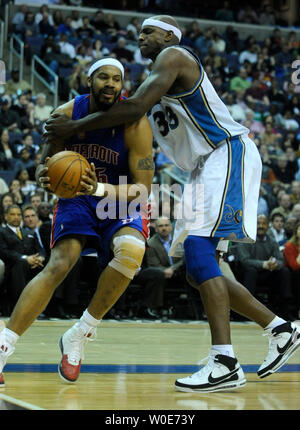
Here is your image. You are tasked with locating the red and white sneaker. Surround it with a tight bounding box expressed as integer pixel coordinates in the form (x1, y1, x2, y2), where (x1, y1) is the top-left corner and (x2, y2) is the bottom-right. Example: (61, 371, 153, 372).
(58, 322, 96, 383)
(0, 334, 15, 388)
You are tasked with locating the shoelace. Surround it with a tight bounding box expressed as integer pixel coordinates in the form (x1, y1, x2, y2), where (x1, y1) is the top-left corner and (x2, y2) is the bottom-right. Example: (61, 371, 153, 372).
(261, 330, 282, 362)
(67, 329, 96, 366)
(188, 352, 218, 379)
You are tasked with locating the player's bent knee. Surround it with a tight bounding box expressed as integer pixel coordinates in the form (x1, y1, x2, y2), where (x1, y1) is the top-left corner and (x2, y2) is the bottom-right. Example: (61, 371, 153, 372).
(109, 235, 145, 279)
(44, 256, 74, 282)
(184, 236, 223, 285)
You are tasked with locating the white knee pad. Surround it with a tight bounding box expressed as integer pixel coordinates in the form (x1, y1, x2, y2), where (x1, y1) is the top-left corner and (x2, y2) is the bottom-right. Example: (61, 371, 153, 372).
(109, 235, 145, 279)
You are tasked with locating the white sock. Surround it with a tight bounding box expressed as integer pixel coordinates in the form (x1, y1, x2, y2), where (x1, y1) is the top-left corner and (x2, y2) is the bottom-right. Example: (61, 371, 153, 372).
(264, 316, 286, 331)
(78, 309, 101, 335)
(2, 328, 19, 347)
(212, 344, 235, 358)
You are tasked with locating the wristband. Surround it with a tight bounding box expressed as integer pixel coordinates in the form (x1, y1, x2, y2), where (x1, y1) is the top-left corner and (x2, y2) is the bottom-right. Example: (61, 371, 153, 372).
(93, 182, 105, 197)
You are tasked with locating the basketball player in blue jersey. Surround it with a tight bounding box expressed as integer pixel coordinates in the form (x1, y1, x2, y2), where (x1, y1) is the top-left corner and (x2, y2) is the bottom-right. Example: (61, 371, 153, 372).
(0, 59, 154, 386)
(45, 16, 300, 392)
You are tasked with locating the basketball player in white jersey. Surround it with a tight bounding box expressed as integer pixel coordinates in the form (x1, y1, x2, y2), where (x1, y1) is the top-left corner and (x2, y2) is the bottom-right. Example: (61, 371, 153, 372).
(45, 15, 300, 392)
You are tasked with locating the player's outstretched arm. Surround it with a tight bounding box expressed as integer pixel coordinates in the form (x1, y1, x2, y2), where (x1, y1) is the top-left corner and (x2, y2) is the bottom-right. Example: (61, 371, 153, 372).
(45, 47, 183, 139)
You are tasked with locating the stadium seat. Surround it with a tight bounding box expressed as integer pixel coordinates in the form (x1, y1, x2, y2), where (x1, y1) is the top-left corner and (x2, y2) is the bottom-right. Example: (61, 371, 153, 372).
(25, 36, 45, 56)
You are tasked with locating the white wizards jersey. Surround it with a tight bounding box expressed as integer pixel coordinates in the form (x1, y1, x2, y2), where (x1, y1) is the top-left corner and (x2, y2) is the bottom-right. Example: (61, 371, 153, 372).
(148, 47, 249, 172)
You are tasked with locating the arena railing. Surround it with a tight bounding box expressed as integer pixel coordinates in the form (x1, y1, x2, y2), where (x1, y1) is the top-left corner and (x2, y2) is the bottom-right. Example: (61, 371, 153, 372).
(0, 19, 4, 59)
(31, 54, 58, 108)
(9, 34, 24, 81)
(69, 88, 79, 101)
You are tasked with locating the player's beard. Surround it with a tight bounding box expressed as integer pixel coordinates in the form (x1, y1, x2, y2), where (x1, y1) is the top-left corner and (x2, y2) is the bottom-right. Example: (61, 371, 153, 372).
(91, 81, 120, 111)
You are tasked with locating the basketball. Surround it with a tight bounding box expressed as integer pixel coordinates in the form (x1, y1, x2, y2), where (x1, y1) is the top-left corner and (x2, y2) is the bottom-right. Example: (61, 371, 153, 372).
(46, 151, 91, 199)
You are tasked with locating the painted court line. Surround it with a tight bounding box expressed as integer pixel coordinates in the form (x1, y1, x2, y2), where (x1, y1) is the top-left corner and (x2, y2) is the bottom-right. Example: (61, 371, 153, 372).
(4, 363, 300, 374)
(0, 393, 44, 410)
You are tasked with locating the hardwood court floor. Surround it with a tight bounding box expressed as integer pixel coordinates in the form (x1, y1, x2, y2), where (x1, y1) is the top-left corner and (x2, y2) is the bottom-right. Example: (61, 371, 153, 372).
(0, 319, 299, 410)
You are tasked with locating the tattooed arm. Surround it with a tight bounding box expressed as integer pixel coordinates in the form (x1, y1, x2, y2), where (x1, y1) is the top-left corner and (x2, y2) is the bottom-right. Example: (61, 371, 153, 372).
(125, 115, 154, 200)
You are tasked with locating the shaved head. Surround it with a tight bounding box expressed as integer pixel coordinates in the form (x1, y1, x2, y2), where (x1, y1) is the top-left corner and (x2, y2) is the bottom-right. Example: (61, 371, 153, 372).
(151, 15, 180, 30)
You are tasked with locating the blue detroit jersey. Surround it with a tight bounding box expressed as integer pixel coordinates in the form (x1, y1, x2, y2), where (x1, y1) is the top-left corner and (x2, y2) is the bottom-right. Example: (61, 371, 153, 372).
(65, 94, 132, 184)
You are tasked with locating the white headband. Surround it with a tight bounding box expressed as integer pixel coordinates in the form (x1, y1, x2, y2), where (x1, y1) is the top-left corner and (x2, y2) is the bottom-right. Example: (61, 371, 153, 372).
(142, 18, 182, 41)
(88, 58, 124, 78)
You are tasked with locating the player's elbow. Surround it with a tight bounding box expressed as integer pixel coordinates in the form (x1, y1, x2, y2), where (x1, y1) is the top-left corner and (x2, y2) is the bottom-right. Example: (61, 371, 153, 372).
(126, 98, 148, 122)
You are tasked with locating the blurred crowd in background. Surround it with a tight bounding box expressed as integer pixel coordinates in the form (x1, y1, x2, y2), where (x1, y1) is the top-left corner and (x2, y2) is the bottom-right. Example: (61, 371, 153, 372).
(0, 1, 299, 321)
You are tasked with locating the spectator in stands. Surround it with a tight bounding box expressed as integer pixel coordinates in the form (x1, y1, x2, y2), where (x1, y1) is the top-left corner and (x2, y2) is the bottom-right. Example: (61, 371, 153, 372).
(70, 10, 83, 31)
(35, 5, 53, 26)
(282, 110, 299, 132)
(52, 10, 64, 31)
(92, 39, 110, 60)
(13, 148, 35, 175)
(225, 93, 246, 122)
(11, 93, 35, 132)
(8, 179, 25, 208)
(290, 180, 300, 204)
(105, 13, 121, 41)
(284, 216, 298, 241)
(260, 121, 282, 148)
(0, 193, 14, 226)
(267, 79, 286, 108)
(16, 168, 36, 200)
(259, 4, 276, 26)
(0, 128, 16, 169)
(229, 68, 251, 93)
(211, 33, 226, 54)
(194, 27, 214, 59)
(245, 79, 270, 107)
(292, 203, 300, 222)
(90, 10, 108, 34)
(0, 204, 45, 308)
(0, 178, 8, 195)
(268, 212, 287, 248)
(185, 20, 202, 46)
(5, 70, 32, 97)
(75, 45, 93, 67)
(257, 186, 269, 216)
(38, 11, 56, 38)
(34, 93, 53, 130)
(45, 43, 73, 85)
(68, 64, 89, 94)
(237, 6, 259, 24)
(16, 133, 39, 159)
(56, 15, 77, 38)
(22, 204, 43, 248)
(283, 222, 300, 319)
(235, 214, 294, 320)
(26, 150, 41, 182)
(133, 217, 185, 318)
(37, 201, 53, 224)
(17, 11, 38, 39)
(0, 96, 22, 132)
(215, 1, 234, 22)
(126, 17, 141, 41)
(272, 154, 298, 184)
(239, 44, 259, 65)
(271, 193, 293, 219)
(12, 4, 28, 32)
(29, 193, 42, 211)
(76, 16, 94, 39)
(58, 33, 76, 60)
(112, 37, 134, 63)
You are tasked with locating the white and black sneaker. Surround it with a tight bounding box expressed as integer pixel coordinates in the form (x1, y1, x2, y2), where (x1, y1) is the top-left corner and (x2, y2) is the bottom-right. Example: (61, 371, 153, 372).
(175, 352, 246, 393)
(257, 321, 300, 378)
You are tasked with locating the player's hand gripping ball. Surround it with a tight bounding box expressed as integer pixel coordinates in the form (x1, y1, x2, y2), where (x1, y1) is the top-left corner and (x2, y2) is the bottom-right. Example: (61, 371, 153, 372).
(45, 151, 92, 199)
